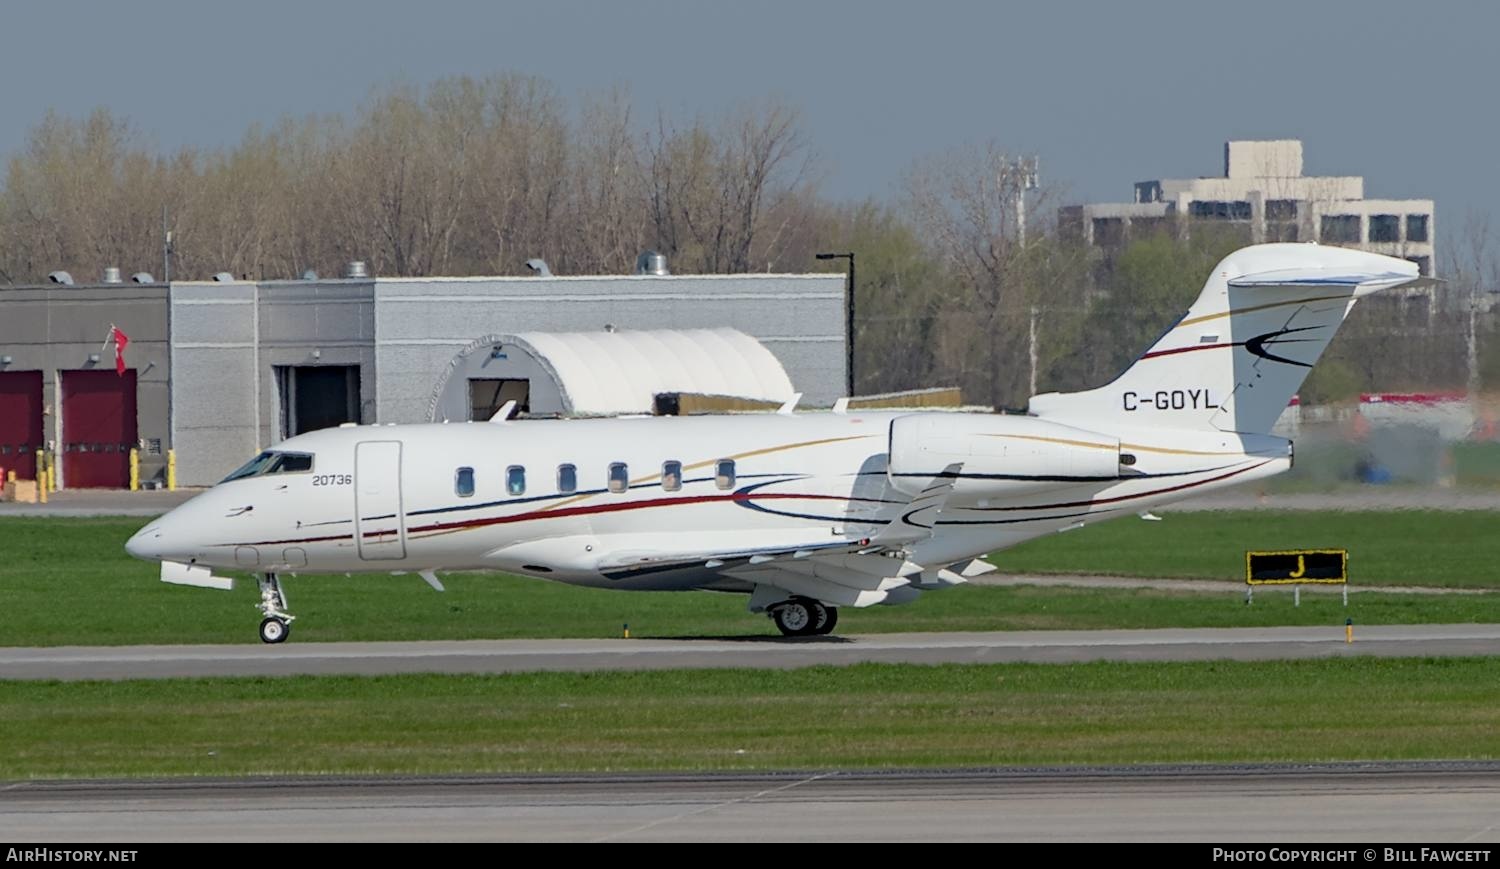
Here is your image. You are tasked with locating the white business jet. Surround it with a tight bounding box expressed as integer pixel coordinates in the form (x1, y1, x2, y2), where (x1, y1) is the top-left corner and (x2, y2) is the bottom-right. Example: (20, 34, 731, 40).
(127, 244, 1430, 642)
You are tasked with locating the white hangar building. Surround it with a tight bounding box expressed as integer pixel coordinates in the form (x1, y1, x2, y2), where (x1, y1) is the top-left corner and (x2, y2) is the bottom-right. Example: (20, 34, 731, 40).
(0, 258, 847, 488)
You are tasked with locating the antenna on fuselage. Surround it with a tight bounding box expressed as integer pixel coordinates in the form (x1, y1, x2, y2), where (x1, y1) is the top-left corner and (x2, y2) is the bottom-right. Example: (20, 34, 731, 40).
(776, 393, 802, 415)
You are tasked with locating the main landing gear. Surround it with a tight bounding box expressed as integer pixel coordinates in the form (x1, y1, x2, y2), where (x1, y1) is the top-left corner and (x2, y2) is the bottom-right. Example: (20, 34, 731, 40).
(770, 597, 839, 638)
(256, 572, 295, 644)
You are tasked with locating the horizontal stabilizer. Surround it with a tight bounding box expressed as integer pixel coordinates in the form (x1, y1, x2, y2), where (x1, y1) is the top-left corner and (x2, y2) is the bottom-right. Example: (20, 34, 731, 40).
(1228, 268, 1437, 295)
(160, 560, 233, 591)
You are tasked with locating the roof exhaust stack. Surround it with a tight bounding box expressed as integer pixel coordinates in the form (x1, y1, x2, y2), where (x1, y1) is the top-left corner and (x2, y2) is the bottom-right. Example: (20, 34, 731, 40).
(344, 260, 369, 279)
(48, 271, 74, 286)
(102, 267, 122, 284)
(635, 250, 669, 276)
(525, 258, 552, 277)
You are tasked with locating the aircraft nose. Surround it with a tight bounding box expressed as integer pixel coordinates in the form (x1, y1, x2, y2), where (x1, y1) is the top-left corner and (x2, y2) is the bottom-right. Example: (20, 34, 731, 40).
(126, 523, 165, 561)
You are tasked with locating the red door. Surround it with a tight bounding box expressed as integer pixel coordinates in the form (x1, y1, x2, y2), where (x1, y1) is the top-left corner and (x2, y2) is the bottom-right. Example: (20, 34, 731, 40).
(0, 371, 44, 480)
(61, 370, 138, 488)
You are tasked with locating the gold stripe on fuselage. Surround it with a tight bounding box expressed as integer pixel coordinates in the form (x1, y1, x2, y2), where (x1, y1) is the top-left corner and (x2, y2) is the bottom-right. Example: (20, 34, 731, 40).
(976, 432, 1244, 457)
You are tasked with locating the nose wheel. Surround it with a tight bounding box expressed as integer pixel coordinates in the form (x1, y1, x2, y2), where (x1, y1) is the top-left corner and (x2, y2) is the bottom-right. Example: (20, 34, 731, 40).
(770, 597, 838, 637)
(256, 572, 295, 644)
(259, 616, 291, 644)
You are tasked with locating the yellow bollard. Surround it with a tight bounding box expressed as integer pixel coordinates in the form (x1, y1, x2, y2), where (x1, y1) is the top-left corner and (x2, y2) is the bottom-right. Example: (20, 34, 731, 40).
(48, 452, 57, 492)
(623, 623, 630, 639)
(35, 450, 47, 504)
(129, 448, 140, 491)
(167, 449, 177, 491)
(1345, 618, 1353, 644)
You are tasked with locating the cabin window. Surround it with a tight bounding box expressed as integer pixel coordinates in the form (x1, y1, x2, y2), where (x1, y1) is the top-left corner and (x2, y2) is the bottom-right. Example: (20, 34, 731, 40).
(455, 467, 475, 498)
(557, 463, 577, 494)
(506, 465, 526, 496)
(608, 462, 629, 494)
(715, 459, 736, 490)
(662, 460, 682, 492)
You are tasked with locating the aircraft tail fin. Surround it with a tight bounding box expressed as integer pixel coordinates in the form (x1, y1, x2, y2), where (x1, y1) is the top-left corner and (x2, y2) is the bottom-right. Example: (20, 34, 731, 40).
(1028, 244, 1435, 435)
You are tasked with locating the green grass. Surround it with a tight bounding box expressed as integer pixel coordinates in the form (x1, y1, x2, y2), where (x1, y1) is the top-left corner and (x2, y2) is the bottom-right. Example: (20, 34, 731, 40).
(997, 509, 1499, 586)
(4, 658, 1500, 778)
(2, 515, 1498, 646)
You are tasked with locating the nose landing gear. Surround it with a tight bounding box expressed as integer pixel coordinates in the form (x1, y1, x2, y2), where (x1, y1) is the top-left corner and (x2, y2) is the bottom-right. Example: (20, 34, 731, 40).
(256, 572, 294, 644)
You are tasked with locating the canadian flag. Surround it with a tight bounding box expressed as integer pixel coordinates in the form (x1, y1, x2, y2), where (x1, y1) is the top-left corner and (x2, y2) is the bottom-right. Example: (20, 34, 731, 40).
(107, 325, 130, 376)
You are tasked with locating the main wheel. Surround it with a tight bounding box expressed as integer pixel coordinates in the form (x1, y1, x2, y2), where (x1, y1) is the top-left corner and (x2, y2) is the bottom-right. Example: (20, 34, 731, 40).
(814, 605, 839, 636)
(771, 599, 819, 637)
(259, 617, 290, 644)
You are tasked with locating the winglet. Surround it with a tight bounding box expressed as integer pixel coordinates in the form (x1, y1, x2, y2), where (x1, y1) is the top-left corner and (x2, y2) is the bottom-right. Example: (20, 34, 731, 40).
(872, 462, 962, 545)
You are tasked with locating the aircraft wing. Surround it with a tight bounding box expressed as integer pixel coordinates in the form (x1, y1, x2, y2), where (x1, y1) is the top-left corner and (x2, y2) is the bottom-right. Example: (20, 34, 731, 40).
(586, 463, 973, 608)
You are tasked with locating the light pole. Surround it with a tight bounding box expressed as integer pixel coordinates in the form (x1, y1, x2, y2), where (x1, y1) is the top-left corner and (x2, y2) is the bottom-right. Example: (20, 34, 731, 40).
(816, 252, 855, 397)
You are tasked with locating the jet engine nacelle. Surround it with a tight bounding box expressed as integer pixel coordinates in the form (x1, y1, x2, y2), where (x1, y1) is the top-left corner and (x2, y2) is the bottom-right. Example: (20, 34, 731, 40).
(887, 413, 1121, 498)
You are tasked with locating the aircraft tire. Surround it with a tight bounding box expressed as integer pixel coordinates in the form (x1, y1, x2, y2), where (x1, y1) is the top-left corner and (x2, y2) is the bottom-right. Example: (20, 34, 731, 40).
(771, 599, 819, 637)
(259, 617, 291, 644)
(815, 605, 839, 636)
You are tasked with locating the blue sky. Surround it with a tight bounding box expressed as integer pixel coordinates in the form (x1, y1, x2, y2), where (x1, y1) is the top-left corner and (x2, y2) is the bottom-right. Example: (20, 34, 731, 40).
(2, 1, 1490, 235)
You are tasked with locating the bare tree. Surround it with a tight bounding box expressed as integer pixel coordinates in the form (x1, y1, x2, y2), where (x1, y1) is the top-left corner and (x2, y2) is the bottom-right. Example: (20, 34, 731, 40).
(646, 100, 815, 273)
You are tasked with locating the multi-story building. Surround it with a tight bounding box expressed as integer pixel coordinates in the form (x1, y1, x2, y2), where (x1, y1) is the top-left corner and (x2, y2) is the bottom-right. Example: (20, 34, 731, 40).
(1060, 140, 1435, 276)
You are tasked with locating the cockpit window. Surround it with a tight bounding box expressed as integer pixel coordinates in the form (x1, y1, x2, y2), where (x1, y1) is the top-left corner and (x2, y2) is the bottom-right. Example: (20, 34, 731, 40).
(220, 450, 315, 483)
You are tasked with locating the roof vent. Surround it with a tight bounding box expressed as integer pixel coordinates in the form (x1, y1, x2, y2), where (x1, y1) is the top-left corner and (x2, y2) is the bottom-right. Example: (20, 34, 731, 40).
(131, 272, 154, 284)
(48, 271, 74, 286)
(102, 267, 122, 284)
(344, 260, 369, 279)
(301, 269, 319, 281)
(635, 250, 669, 276)
(525, 258, 553, 277)
(212, 272, 235, 283)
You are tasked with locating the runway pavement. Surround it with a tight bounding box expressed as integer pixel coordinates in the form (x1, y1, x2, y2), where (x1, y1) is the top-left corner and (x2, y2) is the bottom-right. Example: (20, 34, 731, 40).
(4, 764, 1499, 842)
(4, 624, 1498, 680)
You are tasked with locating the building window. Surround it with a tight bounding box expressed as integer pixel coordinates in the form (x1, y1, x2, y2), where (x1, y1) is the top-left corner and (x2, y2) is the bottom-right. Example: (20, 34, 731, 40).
(662, 460, 682, 492)
(506, 465, 525, 496)
(557, 463, 576, 494)
(1406, 256, 1431, 277)
(1265, 200, 1299, 221)
(1407, 215, 1429, 242)
(1190, 200, 1252, 220)
(1092, 217, 1124, 246)
(1370, 214, 1400, 243)
(455, 467, 475, 498)
(608, 462, 629, 494)
(1321, 215, 1361, 243)
(715, 459, 736, 490)
(1266, 223, 1299, 242)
